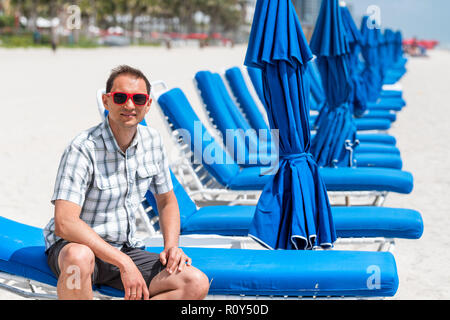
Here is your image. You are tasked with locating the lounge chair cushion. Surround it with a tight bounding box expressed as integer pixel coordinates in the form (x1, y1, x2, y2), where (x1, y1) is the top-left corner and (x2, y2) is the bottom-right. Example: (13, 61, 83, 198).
(356, 143, 400, 155)
(356, 133, 397, 145)
(363, 110, 397, 122)
(0, 216, 399, 298)
(354, 153, 403, 169)
(320, 167, 413, 193)
(228, 166, 273, 190)
(355, 118, 391, 131)
(181, 206, 423, 240)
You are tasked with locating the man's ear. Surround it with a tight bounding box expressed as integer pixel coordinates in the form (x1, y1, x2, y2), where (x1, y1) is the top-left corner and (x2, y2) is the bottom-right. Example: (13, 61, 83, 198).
(102, 94, 110, 111)
(145, 98, 152, 114)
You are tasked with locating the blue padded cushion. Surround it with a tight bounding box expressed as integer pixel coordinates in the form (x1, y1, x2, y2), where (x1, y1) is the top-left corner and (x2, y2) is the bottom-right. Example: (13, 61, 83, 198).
(182, 205, 256, 236)
(233, 166, 414, 193)
(356, 133, 397, 146)
(373, 97, 406, 107)
(225, 67, 270, 132)
(312, 133, 397, 146)
(367, 100, 403, 112)
(381, 90, 403, 99)
(380, 97, 406, 107)
(196, 71, 274, 167)
(331, 207, 423, 239)
(181, 206, 423, 240)
(354, 153, 403, 170)
(319, 167, 413, 193)
(357, 143, 400, 155)
(145, 170, 198, 226)
(0, 216, 399, 297)
(195, 71, 252, 136)
(363, 110, 397, 122)
(227, 166, 273, 190)
(355, 118, 391, 131)
(367, 104, 403, 112)
(312, 115, 393, 132)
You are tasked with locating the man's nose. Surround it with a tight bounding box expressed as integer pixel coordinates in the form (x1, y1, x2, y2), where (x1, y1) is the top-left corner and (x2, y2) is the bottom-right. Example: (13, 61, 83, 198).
(124, 97, 135, 109)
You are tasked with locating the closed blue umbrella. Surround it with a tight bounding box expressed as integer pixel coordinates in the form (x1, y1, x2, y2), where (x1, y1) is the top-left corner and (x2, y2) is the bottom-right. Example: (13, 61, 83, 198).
(310, 0, 357, 168)
(360, 15, 382, 102)
(340, 5, 367, 117)
(244, 0, 335, 250)
(375, 28, 388, 81)
(383, 28, 404, 84)
(384, 29, 396, 68)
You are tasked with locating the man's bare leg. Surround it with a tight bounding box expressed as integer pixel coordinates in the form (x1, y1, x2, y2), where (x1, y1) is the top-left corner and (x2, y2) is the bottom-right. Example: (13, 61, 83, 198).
(56, 243, 96, 300)
(148, 265, 210, 300)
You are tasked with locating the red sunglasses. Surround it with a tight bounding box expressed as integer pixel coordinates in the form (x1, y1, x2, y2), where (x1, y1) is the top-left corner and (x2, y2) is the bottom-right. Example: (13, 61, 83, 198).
(107, 91, 150, 106)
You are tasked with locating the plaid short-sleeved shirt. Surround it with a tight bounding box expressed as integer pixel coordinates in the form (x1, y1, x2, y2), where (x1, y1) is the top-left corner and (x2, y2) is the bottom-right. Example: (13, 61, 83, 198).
(43, 117, 173, 251)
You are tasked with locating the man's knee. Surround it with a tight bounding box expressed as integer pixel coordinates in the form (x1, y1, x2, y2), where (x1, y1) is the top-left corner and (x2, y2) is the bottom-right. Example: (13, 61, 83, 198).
(58, 243, 95, 278)
(182, 267, 210, 299)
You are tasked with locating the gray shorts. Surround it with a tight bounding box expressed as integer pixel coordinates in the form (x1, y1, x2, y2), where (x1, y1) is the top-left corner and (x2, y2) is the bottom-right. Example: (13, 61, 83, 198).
(46, 240, 165, 291)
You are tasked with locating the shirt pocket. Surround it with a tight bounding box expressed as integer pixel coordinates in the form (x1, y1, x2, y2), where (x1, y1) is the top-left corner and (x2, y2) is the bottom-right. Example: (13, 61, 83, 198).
(90, 173, 120, 212)
(95, 174, 118, 190)
(135, 163, 159, 198)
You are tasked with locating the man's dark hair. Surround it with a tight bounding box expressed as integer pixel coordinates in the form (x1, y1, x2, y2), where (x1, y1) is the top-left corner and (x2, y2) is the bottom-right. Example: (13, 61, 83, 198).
(106, 65, 151, 94)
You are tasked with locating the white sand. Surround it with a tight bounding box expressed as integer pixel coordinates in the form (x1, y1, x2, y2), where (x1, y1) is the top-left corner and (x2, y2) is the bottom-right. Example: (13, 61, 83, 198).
(0, 45, 448, 299)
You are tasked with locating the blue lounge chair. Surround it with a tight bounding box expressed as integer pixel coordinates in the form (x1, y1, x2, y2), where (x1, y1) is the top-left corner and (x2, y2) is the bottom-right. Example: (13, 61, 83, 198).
(242, 65, 405, 170)
(226, 66, 400, 151)
(248, 64, 398, 129)
(155, 86, 414, 203)
(223, 67, 401, 170)
(235, 67, 399, 146)
(307, 64, 398, 126)
(306, 60, 406, 116)
(0, 216, 401, 298)
(197, 70, 403, 169)
(143, 170, 423, 248)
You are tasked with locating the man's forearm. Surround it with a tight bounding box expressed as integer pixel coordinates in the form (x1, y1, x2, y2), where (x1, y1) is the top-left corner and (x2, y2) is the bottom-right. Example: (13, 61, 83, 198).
(157, 198, 180, 249)
(55, 217, 131, 269)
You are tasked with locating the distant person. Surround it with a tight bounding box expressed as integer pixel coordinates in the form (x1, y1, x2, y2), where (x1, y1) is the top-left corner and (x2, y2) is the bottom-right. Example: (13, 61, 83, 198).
(43, 65, 210, 300)
(51, 39, 57, 53)
(51, 29, 58, 53)
(165, 38, 172, 49)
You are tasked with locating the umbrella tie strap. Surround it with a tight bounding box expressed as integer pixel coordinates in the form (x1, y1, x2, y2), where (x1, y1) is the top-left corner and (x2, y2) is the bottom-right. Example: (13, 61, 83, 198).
(259, 152, 314, 176)
(279, 152, 314, 161)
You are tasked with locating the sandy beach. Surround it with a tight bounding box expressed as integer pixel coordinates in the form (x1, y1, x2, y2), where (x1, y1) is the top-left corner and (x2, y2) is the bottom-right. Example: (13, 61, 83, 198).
(0, 45, 448, 299)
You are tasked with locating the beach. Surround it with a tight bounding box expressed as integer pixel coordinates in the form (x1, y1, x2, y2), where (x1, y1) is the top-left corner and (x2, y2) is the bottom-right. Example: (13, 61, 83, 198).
(0, 45, 448, 299)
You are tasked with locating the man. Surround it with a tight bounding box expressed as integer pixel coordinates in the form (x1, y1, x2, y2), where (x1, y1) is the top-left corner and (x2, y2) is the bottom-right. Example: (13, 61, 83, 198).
(43, 65, 210, 300)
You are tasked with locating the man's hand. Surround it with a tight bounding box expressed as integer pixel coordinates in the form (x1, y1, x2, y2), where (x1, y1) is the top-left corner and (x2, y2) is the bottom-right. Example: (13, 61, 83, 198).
(120, 256, 150, 300)
(160, 247, 192, 274)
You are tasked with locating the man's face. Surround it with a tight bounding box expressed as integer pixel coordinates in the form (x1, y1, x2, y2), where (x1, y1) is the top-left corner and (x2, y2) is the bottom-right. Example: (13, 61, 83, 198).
(102, 74, 152, 129)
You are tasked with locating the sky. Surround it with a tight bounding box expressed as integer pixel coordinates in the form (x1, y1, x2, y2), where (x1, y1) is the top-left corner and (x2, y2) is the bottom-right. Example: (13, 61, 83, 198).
(345, 0, 450, 47)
